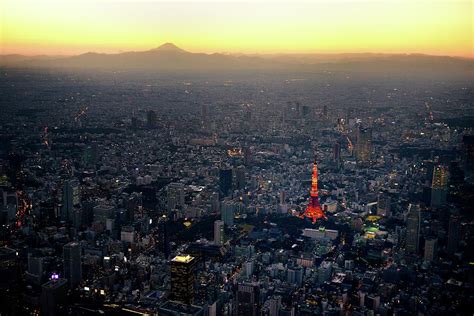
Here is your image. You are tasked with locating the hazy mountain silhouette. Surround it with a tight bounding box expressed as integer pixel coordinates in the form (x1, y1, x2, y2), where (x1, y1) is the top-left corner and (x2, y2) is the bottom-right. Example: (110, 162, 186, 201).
(1, 43, 472, 76)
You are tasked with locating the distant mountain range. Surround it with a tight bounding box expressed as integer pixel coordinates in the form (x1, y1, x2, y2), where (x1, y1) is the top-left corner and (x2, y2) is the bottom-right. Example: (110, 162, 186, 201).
(1, 43, 473, 75)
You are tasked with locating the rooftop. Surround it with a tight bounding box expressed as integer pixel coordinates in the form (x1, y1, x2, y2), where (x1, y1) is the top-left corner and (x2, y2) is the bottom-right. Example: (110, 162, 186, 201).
(171, 254, 194, 263)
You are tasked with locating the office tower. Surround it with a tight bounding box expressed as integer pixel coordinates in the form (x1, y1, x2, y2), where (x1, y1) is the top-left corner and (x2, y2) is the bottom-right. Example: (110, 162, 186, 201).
(405, 204, 420, 253)
(279, 191, 286, 205)
(201, 103, 209, 123)
(213, 220, 224, 246)
(159, 216, 170, 258)
(355, 126, 372, 165)
(93, 203, 114, 224)
(26, 253, 44, 285)
(210, 192, 220, 213)
(167, 182, 185, 212)
(376, 192, 391, 217)
(235, 166, 246, 190)
(41, 278, 68, 316)
(323, 104, 328, 119)
(235, 282, 260, 316)
(447, 214, 461, 254)
(243, 147, 253, 166)
(120, 226, 135, 243)
(171, 255, 197, 304)
(300, 156, 325, 223)
(219, 168, 232, 196)
(295, 102, 301, 118)
(0, 247, 19, 289)
(63, 242, 82, 289)
(431, 164, 448, 207)
(333, 141, 342, 167)
(221, 201, 235, 226)
(463, 135, 474, 170)
(0, 189, 17, 224)
(146, 110, 157, 128)
(318, 261, 333, 283)
(424, 237, 437, 262)
(61, 179, 80, 221)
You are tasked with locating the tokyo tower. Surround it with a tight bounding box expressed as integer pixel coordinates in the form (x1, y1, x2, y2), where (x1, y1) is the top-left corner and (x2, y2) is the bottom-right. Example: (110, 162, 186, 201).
(300, 155, 326, 223)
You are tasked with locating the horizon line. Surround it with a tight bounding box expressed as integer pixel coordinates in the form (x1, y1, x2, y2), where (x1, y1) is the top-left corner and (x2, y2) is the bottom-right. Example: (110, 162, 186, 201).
(2, 43, 473, 59)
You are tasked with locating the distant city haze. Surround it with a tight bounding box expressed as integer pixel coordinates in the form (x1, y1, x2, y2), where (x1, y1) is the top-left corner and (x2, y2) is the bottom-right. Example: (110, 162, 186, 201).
(1, 0, 472, 57)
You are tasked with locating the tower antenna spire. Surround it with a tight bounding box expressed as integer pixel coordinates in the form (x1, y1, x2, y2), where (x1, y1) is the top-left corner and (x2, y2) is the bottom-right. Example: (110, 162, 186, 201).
(300, 150, 326, 223)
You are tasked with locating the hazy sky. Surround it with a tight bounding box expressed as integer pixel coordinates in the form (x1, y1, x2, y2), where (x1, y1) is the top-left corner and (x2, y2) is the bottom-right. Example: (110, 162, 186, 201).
(1, 0, 472, 57)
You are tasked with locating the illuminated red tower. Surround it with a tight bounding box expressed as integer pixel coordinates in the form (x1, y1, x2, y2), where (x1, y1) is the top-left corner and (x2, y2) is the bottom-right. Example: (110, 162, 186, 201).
(300, 156, 325, 223)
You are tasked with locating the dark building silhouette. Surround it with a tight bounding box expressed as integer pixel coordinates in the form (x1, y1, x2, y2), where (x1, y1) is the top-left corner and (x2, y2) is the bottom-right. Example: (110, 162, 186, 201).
(147, 110, 158, 128)
(63, 242, 82, 289)
(235, 282, 260, 316)
(219, 168, 232, 196)
(406, 204, 420, 253)
(41, 278, 68, 316)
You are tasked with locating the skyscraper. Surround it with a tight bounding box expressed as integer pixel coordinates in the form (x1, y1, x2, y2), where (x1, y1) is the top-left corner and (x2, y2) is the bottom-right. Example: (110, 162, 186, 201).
(424, 237, 437, 262)
(376, 192, 391, 217)
(167, 182, 185, 212)
(41, 278, 68, 316)
(221, 201, 235, 226)
(63, 242, 82, 289)
(235, 282, 260, 316)
(300, 156, 325, 223)
(219, 168, 232, 196)
(333, 141, 342, 168)
(447, 214, 461, 254)
(213, 220, 224, 246)
(431, 164, 448, 207)
(405, 204, 420, 254)
(171, 255, 197, 304)
(355, 126, 372, 165)
(61, 179, 80, 222)
(146, 110, 158, 128)
(235, 166, 246, 190)
(159, 216, 170, 258)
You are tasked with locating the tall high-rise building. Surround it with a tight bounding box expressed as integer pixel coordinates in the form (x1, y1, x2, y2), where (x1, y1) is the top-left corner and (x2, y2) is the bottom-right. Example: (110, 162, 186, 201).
(0, 247, 20, 311)
(235, 282, 260, 316)
(219, 168, 233, 196)
(159, 216, 170, 258)
(235, 166, 246, 190)
(63, 242, 82, 289)
(463, 135, 474, 170)
(171, 255, 197, 304)
(146, 110, 158, 128)
(221, 201, 235, 226)
(447, 214, 461, 254)
(355, 126, 372, 165)
(405, 204, 421, 254)
(376, 192, 391, 217)
(300, 156, 325, 223)
(41, 278, 68, 316)
(213, 220, 224, 246)
(61, 179, 80, 221)
(333, 141, 342, 167)
(167, 182, 185, 212)
(424, 237, 437, 262)
(431, 164, 448, 207)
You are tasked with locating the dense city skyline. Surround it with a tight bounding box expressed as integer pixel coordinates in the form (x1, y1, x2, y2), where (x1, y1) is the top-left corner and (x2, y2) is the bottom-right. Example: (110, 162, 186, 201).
(0, 1, 473, 315)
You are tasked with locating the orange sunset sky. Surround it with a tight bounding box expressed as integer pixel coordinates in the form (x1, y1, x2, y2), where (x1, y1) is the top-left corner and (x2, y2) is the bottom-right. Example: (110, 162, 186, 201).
(1, 0, 472, 57)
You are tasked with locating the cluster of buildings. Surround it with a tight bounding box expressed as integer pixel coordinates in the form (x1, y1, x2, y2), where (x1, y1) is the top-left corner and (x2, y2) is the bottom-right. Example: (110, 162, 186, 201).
(0, 69, 473, 315)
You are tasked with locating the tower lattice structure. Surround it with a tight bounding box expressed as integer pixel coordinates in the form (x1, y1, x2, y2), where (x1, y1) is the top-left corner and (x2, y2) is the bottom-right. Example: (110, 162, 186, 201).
(300, 156, 326, 223)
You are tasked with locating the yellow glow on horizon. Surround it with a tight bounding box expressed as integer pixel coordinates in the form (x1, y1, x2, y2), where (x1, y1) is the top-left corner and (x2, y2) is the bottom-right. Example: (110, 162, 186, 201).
(1, 0, 472, 57)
